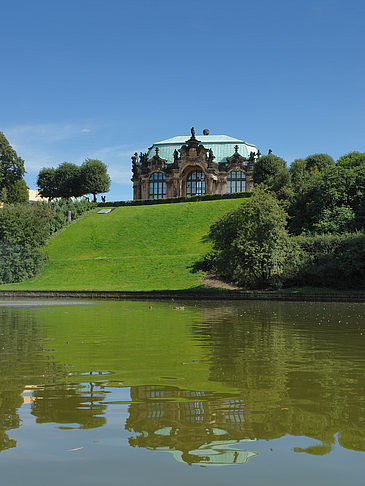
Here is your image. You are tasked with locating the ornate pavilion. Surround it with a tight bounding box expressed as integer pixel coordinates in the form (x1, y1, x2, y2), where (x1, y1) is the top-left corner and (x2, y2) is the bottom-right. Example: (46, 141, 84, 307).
(131, 128, 260, 200)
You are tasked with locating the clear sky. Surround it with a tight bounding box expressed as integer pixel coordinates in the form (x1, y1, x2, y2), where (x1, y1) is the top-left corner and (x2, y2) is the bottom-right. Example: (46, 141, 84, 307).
(1, 0, 364, 201)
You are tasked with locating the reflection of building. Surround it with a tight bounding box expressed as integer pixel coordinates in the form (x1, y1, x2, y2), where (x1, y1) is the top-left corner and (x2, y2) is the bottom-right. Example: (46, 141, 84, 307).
(125, 385, 258, 466)
(131, 128, 259, 200)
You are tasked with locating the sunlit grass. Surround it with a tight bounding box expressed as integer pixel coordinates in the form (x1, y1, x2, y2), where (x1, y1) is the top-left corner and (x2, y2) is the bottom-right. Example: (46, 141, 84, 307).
(2, 199, 246, 290)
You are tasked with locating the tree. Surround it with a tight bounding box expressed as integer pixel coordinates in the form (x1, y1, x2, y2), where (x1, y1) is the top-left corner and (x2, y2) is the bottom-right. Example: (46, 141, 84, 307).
(7, 179, 28, 203)
(37, 168, 57, 200)
(0, 131, 25, 192)
(80, 159, 110, 202)
(199, 187, 296, 288)
(54, 162, 83, 199)
(253, 154, 290, 197)
(337, 151, 365, 169)
(305, 153, 335, 172)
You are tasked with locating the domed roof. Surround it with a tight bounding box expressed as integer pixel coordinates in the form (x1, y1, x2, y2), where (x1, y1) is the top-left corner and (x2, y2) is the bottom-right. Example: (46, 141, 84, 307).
(147, 134, 257, 164)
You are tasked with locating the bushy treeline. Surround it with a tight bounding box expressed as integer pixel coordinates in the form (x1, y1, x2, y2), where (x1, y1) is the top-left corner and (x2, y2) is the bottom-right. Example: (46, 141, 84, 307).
(0, 199, 95, 284)
(37, 159, 110, 202)
(196, 150, 365, 290)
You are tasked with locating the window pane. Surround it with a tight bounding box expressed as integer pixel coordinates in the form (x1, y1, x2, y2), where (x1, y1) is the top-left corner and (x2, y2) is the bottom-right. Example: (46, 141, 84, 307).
(227, 171, 246, 193)
(186, 171, 205, 196)
(149, 172, 166, 199)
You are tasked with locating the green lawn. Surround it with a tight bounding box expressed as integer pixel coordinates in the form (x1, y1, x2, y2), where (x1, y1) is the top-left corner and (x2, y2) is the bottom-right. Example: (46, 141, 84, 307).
(2, 199, 246, 290)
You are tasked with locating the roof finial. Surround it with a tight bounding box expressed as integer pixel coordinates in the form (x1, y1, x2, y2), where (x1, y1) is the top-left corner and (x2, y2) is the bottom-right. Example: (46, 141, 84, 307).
(155, 147, 159, 156)
(234, 145, 239, 153)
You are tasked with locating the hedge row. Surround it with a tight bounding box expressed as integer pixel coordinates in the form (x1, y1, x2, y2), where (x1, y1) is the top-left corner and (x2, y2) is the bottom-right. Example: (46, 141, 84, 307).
(97, 192, 252, 208)
(0, 200, 95, 284)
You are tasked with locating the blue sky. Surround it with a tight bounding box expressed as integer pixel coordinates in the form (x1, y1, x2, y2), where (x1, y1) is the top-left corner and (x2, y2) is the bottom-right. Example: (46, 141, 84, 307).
(1, 0, 364, 201)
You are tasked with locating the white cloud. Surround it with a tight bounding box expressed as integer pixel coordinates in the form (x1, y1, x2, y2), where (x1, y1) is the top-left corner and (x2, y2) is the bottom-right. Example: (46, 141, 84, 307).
(3, 122, 145, 190)
(4, 122, 94, 145)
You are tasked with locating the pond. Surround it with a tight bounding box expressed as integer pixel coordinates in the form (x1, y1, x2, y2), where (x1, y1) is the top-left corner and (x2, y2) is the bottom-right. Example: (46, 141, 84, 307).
(0, 299, 364, 485)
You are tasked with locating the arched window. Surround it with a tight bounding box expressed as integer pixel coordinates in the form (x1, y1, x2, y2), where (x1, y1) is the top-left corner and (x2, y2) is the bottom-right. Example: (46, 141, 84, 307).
(186, 171, 205, 197)
(149, 172, 166, 199)
(227, 171, 246, 193)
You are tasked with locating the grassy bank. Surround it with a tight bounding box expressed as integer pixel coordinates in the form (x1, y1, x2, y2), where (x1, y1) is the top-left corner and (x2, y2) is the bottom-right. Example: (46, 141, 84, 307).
(1, 198, 246, 291)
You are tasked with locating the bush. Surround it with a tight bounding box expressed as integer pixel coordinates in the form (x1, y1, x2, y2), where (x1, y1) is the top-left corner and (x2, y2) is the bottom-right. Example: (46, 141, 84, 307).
(0, 199, 95, 284)
(194, 187, 295, 289)
(0, 242, 47, 284)
(287, 232, 365, 289)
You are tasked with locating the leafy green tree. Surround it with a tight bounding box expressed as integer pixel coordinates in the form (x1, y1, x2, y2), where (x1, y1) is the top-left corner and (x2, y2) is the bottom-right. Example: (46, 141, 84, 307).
(54, 162, 83, 199)
(6, 178, 28, 203)
(305, 153, 335, 172)
(198, 187, 296, 288)
(253, 154, 290, 195)
(37, 167, 57, 200)
(289, 158, 309, 192)
(337, 151, 365, 169)
(80, 158, 110, 202)
(0, 131, 25, 192)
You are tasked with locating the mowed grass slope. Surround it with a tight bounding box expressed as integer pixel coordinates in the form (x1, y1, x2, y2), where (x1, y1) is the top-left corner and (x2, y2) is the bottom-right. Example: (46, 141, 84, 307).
(3, 199, 246, 290)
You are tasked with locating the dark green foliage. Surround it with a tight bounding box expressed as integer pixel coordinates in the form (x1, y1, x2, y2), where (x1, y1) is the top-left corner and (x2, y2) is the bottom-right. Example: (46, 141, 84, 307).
(288, 164, 365, 234)
(80, 159, 110, 202)
(37, 167, 57, 200)
(288, 232, 365, 289)
(305, 153, 335, 172)
(98, 191, 252, 208)
(6, 179, 29, 203)
(47, 199, 95, 234)
(55, 162, 83, 198)
(0, 243, 46, 284)
(0, 132, 25, 194)
(195, 188, 295, 289)
(0, 204, 53, 246)
(337, 151, 365, 169)
(253, 154, 290, 196)
(0, 199, 95, 284)
(289, 158, 312, 192)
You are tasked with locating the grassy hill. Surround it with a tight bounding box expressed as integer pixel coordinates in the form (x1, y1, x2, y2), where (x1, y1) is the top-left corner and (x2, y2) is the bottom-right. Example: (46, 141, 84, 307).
(2, 198, 246, 291)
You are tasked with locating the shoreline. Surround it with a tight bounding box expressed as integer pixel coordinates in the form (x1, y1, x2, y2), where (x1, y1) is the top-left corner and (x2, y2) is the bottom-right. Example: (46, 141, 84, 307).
(0, 289, 364, 303)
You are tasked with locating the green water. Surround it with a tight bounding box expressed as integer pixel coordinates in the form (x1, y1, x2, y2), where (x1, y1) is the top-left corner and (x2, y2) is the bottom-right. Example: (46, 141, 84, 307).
(0, 299, 364, 485)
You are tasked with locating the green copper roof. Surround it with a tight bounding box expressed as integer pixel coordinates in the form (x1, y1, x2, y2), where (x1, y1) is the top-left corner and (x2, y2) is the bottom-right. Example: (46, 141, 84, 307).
(147, 134, 257, 164)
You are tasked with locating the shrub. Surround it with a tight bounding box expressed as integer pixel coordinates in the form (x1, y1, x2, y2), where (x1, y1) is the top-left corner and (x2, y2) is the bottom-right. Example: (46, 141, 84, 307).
(287, 232, 365, 289)
(194, 187, 295, 289)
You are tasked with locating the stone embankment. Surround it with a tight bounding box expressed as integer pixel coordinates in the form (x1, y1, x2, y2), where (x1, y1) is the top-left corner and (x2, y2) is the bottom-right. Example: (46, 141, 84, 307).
(0, 289, 364, 303)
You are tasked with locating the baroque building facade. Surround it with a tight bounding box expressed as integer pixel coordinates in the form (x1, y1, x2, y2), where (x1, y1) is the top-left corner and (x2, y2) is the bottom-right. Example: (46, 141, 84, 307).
(131, 128, 260, 200)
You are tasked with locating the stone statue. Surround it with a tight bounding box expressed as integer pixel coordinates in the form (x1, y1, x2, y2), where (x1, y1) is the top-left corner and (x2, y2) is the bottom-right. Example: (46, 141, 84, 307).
(257, 150, 261, 158)
(131, 152, 138, 164)
(248, 151, 255, 162)
(131, 152, 139, 176)
(191, 127, 195, 138)
(208, 148, 215, 161)
(268, 149, 272, 154)
(173, 149, 179, 162)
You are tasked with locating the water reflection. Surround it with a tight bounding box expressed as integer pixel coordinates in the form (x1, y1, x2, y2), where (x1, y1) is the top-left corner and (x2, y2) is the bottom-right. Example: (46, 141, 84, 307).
(126, 385, 258, 465)
(0, 299, 364, 468)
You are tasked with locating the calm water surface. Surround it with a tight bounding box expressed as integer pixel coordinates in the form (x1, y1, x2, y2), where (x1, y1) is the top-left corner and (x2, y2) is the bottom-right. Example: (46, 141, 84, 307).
(0, 299, 364, 485)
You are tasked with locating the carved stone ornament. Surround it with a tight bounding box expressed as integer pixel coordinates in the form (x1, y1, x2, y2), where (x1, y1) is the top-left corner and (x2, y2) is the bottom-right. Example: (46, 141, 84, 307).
(226, 146, 247, 171)
(147, 147, 167, 171)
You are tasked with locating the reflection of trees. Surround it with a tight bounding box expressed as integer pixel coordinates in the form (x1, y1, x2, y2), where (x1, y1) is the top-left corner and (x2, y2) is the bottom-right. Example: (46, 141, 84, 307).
(0, 307, 48, 453)
(126, 385, 258, 466)
(31, 382, 106, 429)
(0, 307, 107, 453)
(195, 301, 365, 454)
